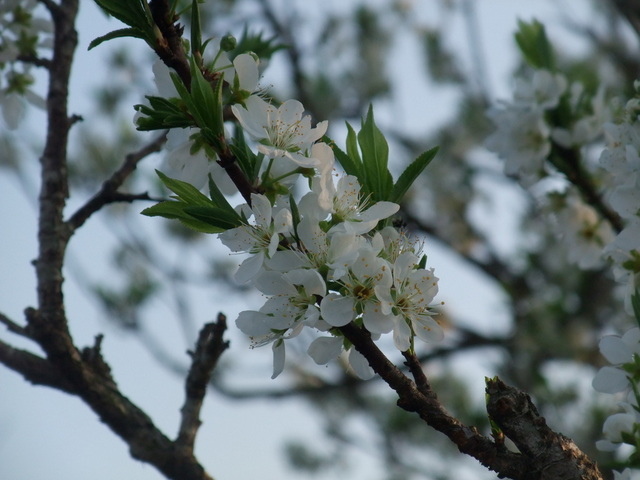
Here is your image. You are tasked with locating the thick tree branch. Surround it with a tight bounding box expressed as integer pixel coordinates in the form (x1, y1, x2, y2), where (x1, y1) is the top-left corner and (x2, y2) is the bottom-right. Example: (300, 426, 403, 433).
(26, 3, 216, 479)
(177, 314, 229, 451)
(66, 133, 167, 232)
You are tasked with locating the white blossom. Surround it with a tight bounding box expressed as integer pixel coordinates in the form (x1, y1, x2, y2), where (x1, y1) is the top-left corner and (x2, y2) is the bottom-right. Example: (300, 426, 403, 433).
(231, 95, 328, 167)
(219, 194, 292, 283)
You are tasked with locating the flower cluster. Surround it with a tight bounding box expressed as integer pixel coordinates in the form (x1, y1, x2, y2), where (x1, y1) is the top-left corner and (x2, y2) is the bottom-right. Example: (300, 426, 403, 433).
(592, 328, 640, 453)
(600, 87, 640, 313)
(486, 70, 568, 183)
(214, 90, 442, 378)
(220, 173, 442, 379)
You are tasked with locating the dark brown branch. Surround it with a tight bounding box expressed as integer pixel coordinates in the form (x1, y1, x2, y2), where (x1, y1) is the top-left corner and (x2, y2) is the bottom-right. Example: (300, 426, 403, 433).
(177, 314, 229, 451)
(0, 338, 77, 394)
(486, 378, 603, 480)
(338, 323, 525, 478)
(16, 54, 53, 69)
(0, 311, 31, 339)
(340, 322, 602, 480)
(149, 0, 192, 88)
(66, 133, 167, 232)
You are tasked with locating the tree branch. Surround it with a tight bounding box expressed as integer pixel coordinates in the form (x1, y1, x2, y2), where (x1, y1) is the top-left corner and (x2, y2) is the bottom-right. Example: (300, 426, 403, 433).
(486, 377, 603, 480)
(0, 338, 77, 394)
(0, 311, 31, 339)
(177, 314, 229, 451)
(66, 133, 167, 233)
(340, 322, 601, 480)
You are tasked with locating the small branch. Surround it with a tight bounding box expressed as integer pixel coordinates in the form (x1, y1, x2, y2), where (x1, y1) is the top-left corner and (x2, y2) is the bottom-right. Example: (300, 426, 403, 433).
(66, 133, 167, 232)
(486, 377, 603, 480)
(0, 338, 77, 394)
(339, 322, 536, 479)
(177, 314, 229, 451)
(16, 54, 53, 69)
(401, 350, 434, 399)
(217, 147, 257, 206)
(0, 311, 32, 339)
(149, 0, 192, 88)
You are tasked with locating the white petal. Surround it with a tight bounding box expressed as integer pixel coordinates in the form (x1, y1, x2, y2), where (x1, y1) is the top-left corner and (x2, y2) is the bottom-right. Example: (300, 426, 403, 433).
(592, 366, 630, 393)
(348, 348, 374, 379)
(234, 252, 265, 284)
(320, 293, 355, 326)
(284, 269, 326, 296)
(271, 340, 286, 379)
(307, 336, 343, 365)
(233, 53, 259, 92)
(254, 270, 296, 295)
(359, 201, 400, 223)
(599, 335, 632, 364)
(362, 302, 393, 334)
(412, 315, 444, 343)
(236, 310, 271, 336)
(392, 317, 412, 351)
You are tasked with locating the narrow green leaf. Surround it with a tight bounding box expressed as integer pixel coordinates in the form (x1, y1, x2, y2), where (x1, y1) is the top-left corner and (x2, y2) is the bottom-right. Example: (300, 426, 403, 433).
(327, 135, 361, 180)
(156, 170, 212, 206)
(141, 202, 225, 233)
(190, 0, 203, 56)
(89, 28, 146, 50)
(514, 19, 555, 70)
(390, 146, 438, 203)
(345, 123, 362, 169)
(289, 193, 301, 241)
(632, 287, 640, 329)
(141, 201, 191, 219)
(208, 175, 240, 218)
(184, 206, 243, 230)
(357, 106, 392, 201)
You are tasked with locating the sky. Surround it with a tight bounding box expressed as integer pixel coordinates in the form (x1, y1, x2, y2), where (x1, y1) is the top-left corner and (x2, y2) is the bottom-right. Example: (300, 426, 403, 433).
(0, 1, 597, 479)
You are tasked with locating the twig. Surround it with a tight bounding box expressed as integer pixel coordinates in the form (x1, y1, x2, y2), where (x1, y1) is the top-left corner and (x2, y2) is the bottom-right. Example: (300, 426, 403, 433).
(0, 339, 77, 394)
(177, 314, 229, 451)
(65, 133, 167, 232)
(16, 54, 53, 69)
(0, 311, 31, 338)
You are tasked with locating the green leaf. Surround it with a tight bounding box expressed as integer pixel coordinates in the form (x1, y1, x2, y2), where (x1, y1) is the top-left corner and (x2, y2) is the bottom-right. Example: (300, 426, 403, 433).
(134, 96, 193, 130)
(329, 133, 362, 180)
(92, 0, 156, 47)
(390, 146, 438, 203)
(188, 58, 225, 144)
(88, 27, 147, 50)
(141, 200, 191, 219)
(156, 170, 212, 206)
(345, 123, 362, 172)
(183, 206, 243, 230)
(208, 175, 239, 218)
(190, 0, 203, 56)
(514, 19, 555, 70)
(632, 285, 640, 329)
(357, 106, 393, 201)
